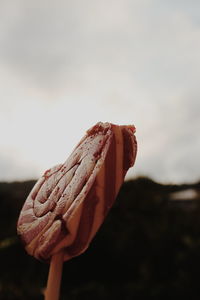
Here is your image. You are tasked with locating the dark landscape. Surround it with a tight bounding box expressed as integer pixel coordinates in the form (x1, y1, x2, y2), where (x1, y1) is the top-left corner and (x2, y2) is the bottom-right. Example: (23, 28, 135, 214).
(1, 177, 200, 299)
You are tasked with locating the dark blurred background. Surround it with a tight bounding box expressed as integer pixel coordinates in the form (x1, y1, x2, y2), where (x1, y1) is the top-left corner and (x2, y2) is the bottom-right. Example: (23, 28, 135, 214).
(1, 177, 200, 299)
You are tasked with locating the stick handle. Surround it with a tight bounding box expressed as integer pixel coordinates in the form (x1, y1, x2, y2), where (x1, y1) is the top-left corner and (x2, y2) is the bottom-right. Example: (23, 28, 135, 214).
(45, 251, 64, 300)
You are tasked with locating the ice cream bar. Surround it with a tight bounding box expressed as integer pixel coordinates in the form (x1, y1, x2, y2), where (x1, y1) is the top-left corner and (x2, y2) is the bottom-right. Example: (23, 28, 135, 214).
(17, 122, 137, 262)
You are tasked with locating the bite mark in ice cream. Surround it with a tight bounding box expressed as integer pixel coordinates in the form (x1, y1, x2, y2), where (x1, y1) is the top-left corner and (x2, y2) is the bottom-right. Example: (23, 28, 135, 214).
(17, 122, 137, 262)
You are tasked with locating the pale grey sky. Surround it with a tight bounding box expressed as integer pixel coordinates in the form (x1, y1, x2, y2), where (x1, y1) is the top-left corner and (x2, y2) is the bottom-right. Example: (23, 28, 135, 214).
(0, 0, 200, 183)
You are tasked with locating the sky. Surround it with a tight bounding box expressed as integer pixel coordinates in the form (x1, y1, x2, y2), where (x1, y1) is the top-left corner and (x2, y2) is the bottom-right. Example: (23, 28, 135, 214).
(0, 0, 200, 183)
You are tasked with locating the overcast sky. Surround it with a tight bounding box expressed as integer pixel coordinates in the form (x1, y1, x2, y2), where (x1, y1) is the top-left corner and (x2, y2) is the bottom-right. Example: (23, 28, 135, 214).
(0, 0, 200, 183)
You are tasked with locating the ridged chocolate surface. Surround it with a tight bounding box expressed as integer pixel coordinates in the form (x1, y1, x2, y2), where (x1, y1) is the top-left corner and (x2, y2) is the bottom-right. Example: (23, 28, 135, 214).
(17, 122, 137, 262)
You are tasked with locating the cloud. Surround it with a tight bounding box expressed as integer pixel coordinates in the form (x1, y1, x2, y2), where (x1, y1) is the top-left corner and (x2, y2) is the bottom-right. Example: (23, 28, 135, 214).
(0, 0, 200, 182)
(0, 0, 199, 91)
(0, 146, 40, 181)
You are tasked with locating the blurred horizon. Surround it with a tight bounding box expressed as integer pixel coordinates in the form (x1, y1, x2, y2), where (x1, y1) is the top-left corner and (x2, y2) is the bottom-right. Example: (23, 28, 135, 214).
(1, 177, 200, 299)
(1, 0, 200, 184)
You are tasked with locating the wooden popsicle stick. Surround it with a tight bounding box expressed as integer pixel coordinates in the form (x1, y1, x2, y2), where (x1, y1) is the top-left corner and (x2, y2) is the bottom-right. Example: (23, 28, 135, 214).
(45, 251, 64, 300)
